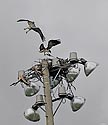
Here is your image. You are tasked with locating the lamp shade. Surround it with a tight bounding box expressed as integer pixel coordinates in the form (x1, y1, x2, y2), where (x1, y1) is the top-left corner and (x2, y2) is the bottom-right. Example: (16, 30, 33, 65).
(24, 108, 40, 122)
(21, 83, 40, 97)
(58, 84, 67, 98)
(70, 96, 86, 112)
(84, 61, 99, 76)
(69, 52, 77, 61)
(36, 95, 44, 106)
(50, 76, 61, 89)
(23, 83, 40, 97)
(66, 66, 80, 83)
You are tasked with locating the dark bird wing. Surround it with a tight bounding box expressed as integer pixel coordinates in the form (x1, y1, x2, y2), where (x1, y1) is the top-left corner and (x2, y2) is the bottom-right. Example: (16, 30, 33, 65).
(17, 19, 45, 42)
(39, 43, 45, 52)
(17, 19, 36, 29)
(17, 19, 30, 22)
(32, 28, 45, 42)
(47, 39, 61, 49)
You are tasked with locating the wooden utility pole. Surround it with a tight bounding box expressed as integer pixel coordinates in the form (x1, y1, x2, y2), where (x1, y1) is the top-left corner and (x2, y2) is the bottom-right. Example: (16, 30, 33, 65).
(42, 59, 54, 125)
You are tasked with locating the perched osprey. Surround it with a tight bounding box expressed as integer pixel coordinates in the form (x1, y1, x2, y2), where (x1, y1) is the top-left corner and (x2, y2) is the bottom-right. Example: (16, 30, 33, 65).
(39, 39, 61, 55)
(17, 19, 45, 42)
(10, 70, 29, 86)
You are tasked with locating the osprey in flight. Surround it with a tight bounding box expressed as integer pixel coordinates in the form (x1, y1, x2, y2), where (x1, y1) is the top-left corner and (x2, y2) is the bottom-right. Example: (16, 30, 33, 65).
(39, 39, 61, 55)
(17, 19, 45, 42)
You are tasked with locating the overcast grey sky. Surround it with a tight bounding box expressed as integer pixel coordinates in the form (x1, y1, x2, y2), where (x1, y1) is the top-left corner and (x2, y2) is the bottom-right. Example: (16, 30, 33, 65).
(0, 0, 108, 125)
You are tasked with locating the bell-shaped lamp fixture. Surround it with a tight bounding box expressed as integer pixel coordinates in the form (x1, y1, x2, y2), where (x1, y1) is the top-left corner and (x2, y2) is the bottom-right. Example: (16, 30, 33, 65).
(84, 61, 99, 76)
(70, 96, 86, 112)
(69, 52, 79, 64)
(66, 66, 80, 83)
(36, 94, 44, 106)
(22, 83, 40, 97)
(50, 76, 61, 89)
(24, 107, 40, 122)
(69, 52, 77, 60)
(58, 84, 67, 98)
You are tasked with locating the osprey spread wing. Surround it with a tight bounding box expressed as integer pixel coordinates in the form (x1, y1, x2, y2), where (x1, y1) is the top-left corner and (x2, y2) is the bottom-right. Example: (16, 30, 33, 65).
(17, 19, 45, 42)
(39, 39, 61, 55)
